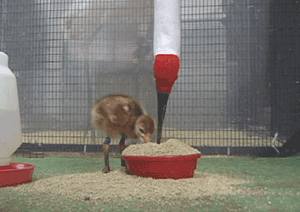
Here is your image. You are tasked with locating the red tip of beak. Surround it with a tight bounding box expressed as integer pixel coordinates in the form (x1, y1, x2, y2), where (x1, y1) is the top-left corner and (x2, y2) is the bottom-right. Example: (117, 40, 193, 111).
(144, 134, 152, 143)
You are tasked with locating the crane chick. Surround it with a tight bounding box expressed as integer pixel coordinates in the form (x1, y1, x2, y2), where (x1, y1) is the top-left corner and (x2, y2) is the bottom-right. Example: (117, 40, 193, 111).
(91, 94, 155, 173)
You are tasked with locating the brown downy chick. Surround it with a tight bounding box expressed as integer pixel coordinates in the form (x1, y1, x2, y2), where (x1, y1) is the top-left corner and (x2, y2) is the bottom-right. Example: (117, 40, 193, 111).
(91, 94, 155, 143)
(91, 94, 155, 173)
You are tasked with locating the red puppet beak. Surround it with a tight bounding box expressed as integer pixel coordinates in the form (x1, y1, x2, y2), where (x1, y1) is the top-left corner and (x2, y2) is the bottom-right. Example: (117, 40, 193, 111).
(154, 54, 180, 144)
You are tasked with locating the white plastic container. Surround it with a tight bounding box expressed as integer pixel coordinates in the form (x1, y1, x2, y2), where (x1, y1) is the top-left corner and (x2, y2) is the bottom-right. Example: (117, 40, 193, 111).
(0, 52, 22, 165)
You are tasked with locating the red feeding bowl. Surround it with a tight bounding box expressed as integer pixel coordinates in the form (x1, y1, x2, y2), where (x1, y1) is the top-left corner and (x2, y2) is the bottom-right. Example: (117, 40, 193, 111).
(123, 154, 201, 179)
(0, 163, 36, 187)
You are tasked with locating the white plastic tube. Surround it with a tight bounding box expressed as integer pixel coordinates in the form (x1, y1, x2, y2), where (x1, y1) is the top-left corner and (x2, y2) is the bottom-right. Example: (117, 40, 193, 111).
(153, 0, 181, 56)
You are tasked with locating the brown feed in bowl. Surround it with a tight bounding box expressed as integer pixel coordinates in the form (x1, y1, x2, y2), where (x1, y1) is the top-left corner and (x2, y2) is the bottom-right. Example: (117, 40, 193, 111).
(122, 139, 201, 156)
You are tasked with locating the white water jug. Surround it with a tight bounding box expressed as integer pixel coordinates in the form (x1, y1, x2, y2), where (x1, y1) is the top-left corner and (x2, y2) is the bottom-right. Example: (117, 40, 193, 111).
(0, 52, 22, 165)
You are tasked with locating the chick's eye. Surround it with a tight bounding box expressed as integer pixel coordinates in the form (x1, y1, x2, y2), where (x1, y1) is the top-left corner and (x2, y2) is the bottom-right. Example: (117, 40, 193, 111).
(139, 128, 144, 133)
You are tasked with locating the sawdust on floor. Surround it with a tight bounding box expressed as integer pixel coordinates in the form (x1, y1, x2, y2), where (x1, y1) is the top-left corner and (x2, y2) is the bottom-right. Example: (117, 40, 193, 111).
(9, 170, 254, 204)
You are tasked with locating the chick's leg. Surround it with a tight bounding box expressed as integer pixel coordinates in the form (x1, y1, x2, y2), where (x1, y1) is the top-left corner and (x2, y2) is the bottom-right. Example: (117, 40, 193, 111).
(103, 137, 112, 173)
(119, 136, 127, 167)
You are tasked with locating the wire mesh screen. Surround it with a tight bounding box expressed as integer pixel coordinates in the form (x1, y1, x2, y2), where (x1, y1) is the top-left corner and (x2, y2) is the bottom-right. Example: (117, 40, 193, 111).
(1, 0, 284, 151)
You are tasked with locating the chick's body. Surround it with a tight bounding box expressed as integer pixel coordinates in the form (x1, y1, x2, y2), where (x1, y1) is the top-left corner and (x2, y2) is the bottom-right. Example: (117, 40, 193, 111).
(92, 94, 154, 142)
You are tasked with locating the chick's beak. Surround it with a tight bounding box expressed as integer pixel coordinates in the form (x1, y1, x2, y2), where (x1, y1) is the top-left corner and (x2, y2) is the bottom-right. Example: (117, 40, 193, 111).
(144, 134, 152, 143)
